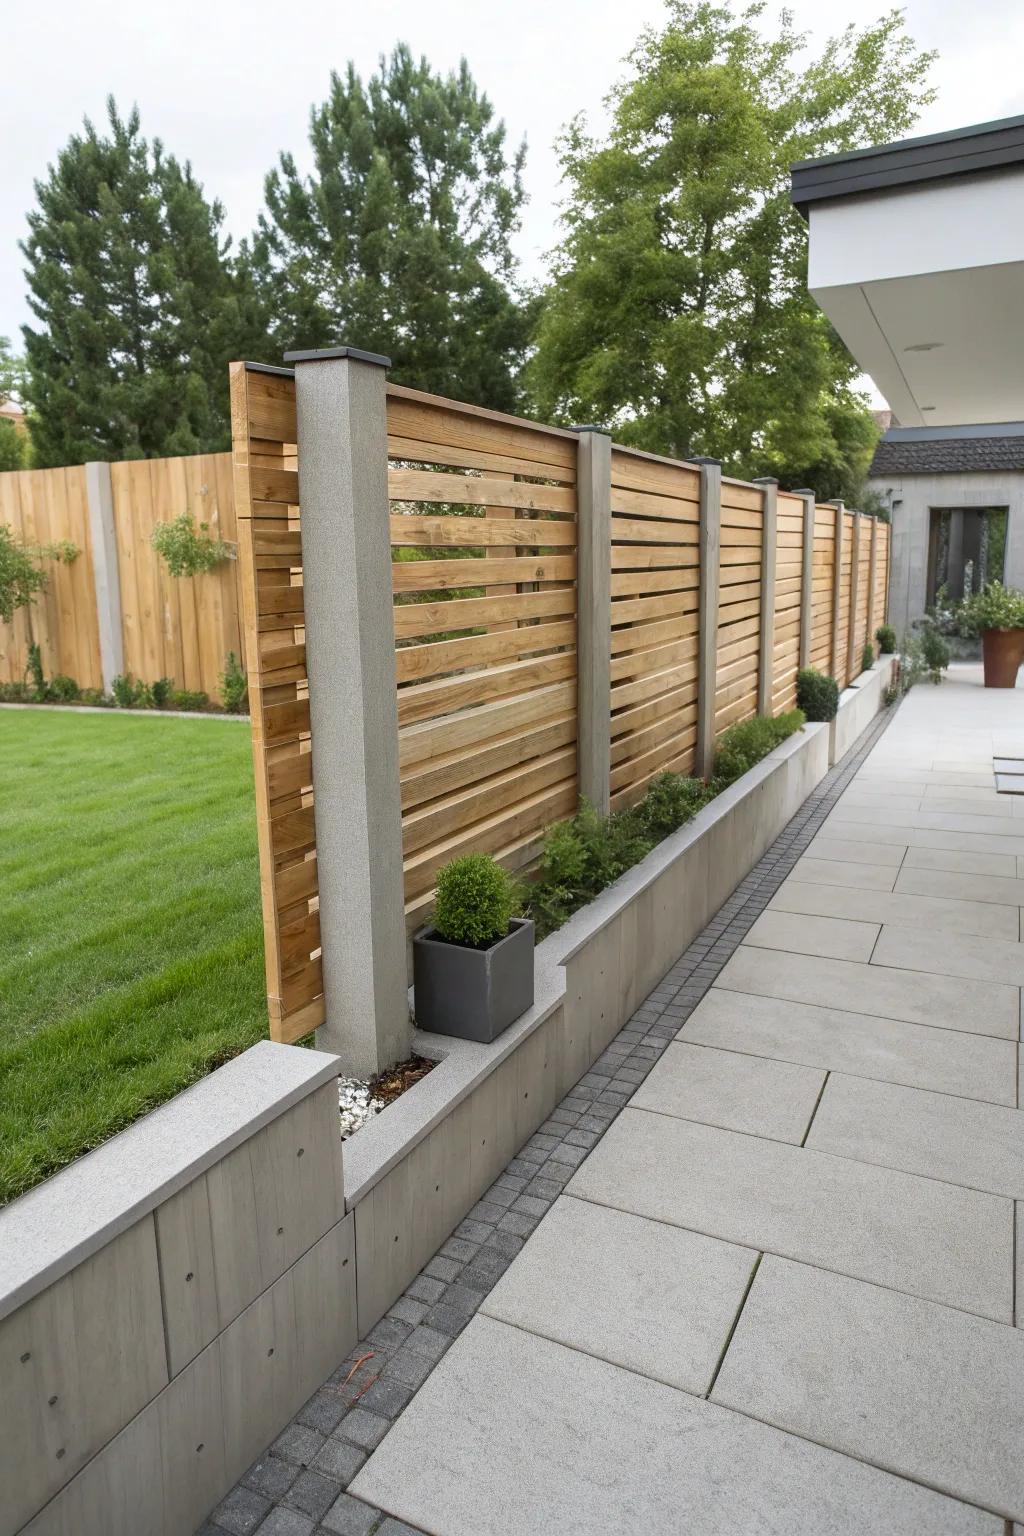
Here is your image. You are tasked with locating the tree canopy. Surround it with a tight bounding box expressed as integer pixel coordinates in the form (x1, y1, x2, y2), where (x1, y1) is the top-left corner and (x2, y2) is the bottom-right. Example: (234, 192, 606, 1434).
(250, 45, 531, 410)
(527, 3, 936, 487)
(21, 100, 265, 467)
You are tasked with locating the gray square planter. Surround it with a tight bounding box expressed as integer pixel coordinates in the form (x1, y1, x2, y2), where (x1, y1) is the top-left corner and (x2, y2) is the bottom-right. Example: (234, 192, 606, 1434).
(413, 918, 535, 1043)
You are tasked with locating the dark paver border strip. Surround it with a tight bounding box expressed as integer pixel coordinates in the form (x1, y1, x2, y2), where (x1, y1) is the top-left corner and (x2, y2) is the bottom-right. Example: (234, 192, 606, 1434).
(201, 702, 899, 1536)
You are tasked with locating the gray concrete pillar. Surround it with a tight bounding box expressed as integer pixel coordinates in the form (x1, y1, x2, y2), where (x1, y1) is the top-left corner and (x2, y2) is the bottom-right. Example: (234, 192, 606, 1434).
(825, 500, 845, 680)
(284, 345, 410, 1077)
(753, 478, 777, 716)
(694, 459, 722, 779)
(793, 490, 816, 670)
(573, 428, 612, 815)
(947, 509, 965, 600)
(84, 461, 124, 693)
(846, 510, 862, 678)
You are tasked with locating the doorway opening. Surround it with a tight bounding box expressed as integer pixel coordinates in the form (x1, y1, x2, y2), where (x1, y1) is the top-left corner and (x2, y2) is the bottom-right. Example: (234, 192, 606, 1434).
(926, 507, 1007, 609)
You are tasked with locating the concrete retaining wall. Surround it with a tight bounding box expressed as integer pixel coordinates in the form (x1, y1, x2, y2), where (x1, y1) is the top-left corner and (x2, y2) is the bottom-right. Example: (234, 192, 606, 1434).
(343, 721, 831, 1337)
(1, 1044, 355, 1536)
(830, 654, 896, 764)
(2, 722, 832, 1534)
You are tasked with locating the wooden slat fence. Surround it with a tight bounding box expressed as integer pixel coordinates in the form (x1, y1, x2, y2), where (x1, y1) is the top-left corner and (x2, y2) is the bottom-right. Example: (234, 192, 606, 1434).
(0, 466, 102, 687)
(228, 360, 892, 1045)
(0, 452, 244, 697)
(608, 449, 700, 810)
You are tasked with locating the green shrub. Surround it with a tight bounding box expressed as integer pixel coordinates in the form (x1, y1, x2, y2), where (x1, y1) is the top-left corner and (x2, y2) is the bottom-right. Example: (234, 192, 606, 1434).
(861, 640, 875, 674)
(875, 624, 896, 654)
(920, 621, 951, 683)
(712, 710, 805, 787)
(433, 854, 520, 948)
(79, 687, 113, 707)
(955, 581, 1024, 635)
(0, 679, 29, 702)
(150, 677, 173, 709)
(220, 651, 248, 713)
(111, 672, 147, 709)
(637, 773, 710, 839)
(48, 673, 79, 702)
(151, 513, 232, 578)
(796, 667, 839, 722)
(171, 688, 209, 712)
(26, 642, 46, 701)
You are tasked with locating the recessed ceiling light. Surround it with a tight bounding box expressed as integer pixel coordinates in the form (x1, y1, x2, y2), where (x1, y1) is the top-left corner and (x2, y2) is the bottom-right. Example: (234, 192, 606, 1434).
(904, 342, 943, 352)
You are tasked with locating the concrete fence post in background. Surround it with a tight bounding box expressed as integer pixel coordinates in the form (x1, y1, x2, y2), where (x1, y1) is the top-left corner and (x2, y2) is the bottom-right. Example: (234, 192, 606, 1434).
(826, 499, 845, 682)
(867, 514, 879, 647)
(793, 489, 816, 671)
(84, 461, 124, 694)
(285, 346, 410, 1077)
(846, 509, 863, 678)
(574, 427, 612, 816)
(694, 458, 722, 780)
(753, 478, 777, 716)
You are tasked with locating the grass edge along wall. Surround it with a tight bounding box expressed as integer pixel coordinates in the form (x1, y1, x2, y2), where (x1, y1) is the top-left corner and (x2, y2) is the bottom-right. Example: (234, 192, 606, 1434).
(229, 352, 889, 1064)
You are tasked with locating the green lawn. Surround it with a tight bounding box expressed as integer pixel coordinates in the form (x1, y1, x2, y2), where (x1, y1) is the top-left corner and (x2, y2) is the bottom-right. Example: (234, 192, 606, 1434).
(0, 710, 267, 1204)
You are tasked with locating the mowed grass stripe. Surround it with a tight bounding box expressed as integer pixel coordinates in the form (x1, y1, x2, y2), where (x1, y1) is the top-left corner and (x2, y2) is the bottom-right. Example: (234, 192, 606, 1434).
(0, 711, 268, 1204)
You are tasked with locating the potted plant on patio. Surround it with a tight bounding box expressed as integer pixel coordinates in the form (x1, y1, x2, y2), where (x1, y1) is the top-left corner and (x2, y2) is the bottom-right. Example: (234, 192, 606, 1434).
(956, 582, 1024, 688)
(414, 853, 534, 1042)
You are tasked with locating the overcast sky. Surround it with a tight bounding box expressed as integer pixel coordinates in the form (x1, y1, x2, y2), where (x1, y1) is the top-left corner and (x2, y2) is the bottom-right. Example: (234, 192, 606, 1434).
(2, 0, 1022, 359)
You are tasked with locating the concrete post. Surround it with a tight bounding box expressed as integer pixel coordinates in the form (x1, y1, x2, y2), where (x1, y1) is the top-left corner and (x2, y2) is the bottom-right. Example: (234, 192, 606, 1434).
(826, 499, 845, 681)
(573, 428, 612, 816)
(753, 478, 777, 717)
(793, 490, 816, 670)
(694, 459, 722, 780)
(948, 509, 965, 600)
(284, 345, 410, 1077)
(867, 515, 879, 651)
(84, 461, 124, 693)
(846, 509, 862, 679)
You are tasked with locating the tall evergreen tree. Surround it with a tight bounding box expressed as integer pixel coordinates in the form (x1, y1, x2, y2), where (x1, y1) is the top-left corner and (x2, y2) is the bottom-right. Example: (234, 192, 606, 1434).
(528, 3, 935, 488)
(250, 46, 530, 410)
(21, 100, 266, 467)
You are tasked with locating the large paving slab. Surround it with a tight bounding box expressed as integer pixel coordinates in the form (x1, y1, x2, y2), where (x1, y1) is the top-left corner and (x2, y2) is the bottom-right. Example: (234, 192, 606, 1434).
(817, 816, 1024, 857)
(832, 805, 1024, 837)
(807, 1074, 1024, 1198)
(680, 988, 1017, 1106)
(351, 1314, 1001, 1536)
(786, 856, 898, 891)
(803, 834, 906, 866)
(873, 924, 1024, 986)
(716, 945, 1020, 1039)
(897, 863, 1024, 905)
(567, 1108, 1012, 1320)
(743, 909, 880, 962)
(480, 1194, 757, 1394)
(630, 1040, 825, 1143)
(712, 1256, 1024, 1523)
(902, 844, 1019, 877)
(770, 878, 1020, 939)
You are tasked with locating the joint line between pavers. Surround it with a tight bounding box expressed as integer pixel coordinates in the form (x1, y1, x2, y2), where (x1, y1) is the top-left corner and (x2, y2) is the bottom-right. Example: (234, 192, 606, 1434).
(799, 1070, 830, 1148)
(705, 1249, 764, 1400)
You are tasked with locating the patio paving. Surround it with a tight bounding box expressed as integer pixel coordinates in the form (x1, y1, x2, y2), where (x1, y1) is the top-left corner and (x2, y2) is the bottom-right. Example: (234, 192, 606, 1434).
(203, 665, 1024, 1536)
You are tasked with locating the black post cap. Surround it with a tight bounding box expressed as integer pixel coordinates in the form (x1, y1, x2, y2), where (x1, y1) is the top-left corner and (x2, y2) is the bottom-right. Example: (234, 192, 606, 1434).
(283, 345, 392, 368)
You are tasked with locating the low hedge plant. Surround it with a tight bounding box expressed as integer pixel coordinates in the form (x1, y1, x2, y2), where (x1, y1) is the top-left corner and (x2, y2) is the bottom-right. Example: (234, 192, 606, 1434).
(796, 667, 839, 722)
(875, 624, 896, 654)
(527, 708, 805, 939)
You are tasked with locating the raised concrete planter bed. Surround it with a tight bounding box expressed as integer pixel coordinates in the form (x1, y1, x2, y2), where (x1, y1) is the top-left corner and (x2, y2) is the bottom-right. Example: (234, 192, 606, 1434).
(0, 1043, 354, 1536)
(343, 721, 831, 1337)
(830, 655, 895, 765)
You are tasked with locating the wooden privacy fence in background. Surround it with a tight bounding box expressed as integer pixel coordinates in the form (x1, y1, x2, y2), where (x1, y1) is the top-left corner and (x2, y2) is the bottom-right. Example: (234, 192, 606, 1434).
(0, 451, 243, 697)
(229, 351, 891, 1070)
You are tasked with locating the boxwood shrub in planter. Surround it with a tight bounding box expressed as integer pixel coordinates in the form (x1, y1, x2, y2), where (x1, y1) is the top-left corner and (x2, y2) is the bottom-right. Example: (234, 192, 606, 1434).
(875, 624, 897, 655)
(796, 666, 839, 722)
(414, 854, 534, 1043)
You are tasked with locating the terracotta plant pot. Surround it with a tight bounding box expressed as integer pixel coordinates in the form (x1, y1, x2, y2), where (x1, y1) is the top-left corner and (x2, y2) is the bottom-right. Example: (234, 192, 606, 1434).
(981, 627, 1024, 688)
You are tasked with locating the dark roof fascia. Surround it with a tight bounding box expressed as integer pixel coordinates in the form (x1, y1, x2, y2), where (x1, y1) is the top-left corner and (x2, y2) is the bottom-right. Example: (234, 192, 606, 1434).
(790, 113, 1024, 219)
(883, 422, 1024, 443)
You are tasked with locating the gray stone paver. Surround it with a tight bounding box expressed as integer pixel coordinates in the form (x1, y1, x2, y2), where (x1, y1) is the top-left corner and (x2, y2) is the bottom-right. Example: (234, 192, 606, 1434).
(349, 1314, 999, 1536)
(204, 702, 928, 1536)
(630, 1038, 825, 1143)
(712, 1255, 1024, 1521)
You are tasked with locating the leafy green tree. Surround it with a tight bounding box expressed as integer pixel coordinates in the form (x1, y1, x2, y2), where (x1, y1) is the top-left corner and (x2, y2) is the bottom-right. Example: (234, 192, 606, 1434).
(0, 337, 28, 471)
(250, 46, 530, 410)
(528, 3, 935, 485)
(21, 100, 267, 467)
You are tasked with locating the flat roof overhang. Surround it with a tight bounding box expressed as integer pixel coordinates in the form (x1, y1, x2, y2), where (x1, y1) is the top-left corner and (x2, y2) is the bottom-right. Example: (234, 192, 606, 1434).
(791, 116, 1024, 428)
